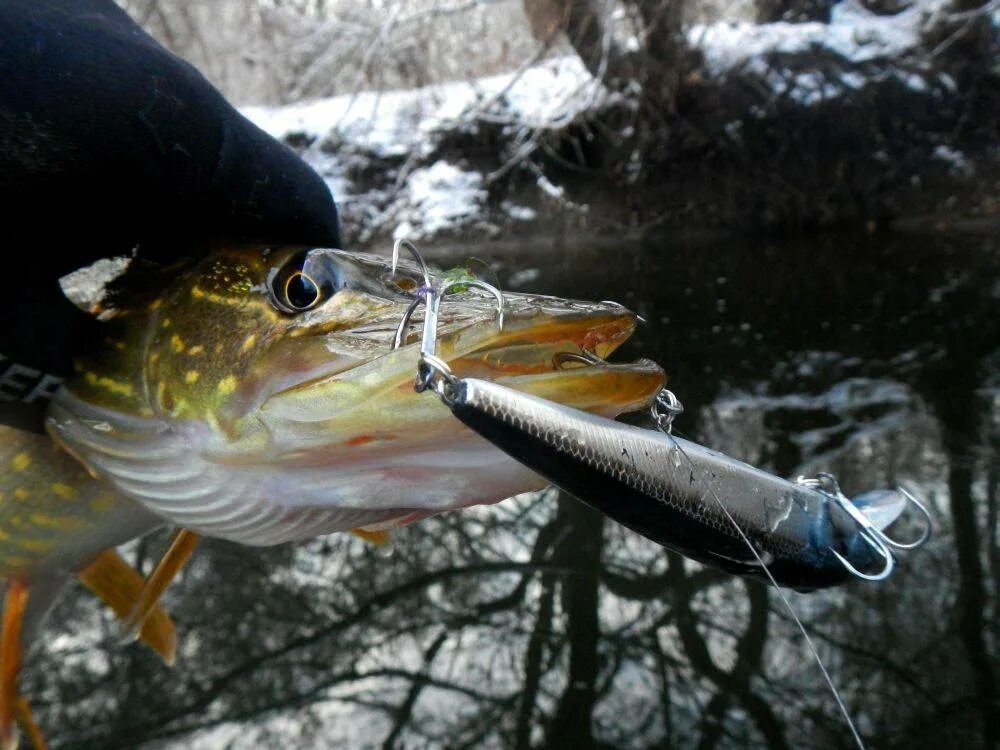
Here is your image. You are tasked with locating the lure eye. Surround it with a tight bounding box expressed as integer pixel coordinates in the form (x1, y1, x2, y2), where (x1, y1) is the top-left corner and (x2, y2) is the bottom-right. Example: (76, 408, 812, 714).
(266, 250, 338, 314)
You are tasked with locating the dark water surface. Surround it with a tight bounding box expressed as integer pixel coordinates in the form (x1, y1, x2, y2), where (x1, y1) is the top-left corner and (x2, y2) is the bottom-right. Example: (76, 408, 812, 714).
(34, 232, 998, 749)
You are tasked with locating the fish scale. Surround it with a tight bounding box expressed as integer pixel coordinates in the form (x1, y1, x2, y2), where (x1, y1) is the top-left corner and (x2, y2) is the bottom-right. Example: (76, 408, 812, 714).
(0, 427, 161, 577)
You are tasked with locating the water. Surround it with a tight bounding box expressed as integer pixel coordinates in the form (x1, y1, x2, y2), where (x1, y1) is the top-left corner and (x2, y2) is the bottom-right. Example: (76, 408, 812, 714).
(32, 232, 998, 749)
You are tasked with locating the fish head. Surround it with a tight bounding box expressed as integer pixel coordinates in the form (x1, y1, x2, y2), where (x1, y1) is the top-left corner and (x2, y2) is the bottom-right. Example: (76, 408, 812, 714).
(51, 247, 665, 544)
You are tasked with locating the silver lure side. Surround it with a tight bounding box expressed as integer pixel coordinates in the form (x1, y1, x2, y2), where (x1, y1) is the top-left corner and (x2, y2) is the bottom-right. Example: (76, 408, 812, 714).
(442, 375, 919, 591)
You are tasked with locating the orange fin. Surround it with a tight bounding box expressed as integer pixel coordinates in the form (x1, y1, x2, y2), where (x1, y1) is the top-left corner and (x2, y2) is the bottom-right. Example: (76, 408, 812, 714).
(14, 697, 45, 750)
(0, 580, 28, 750)
(120, 530, 199, 649)
(78, 550, 177, 665)
(350, 528, 391, 545)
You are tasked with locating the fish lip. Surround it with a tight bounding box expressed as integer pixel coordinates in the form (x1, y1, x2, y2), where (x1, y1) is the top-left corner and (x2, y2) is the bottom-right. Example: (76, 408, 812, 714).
(266, 298, 655, 401)
(255, 297, 665, 444)
(256, 249, 664, 417)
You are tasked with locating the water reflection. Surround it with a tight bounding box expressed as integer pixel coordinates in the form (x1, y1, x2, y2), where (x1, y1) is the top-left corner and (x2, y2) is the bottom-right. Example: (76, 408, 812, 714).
(30, 232, 998, 749)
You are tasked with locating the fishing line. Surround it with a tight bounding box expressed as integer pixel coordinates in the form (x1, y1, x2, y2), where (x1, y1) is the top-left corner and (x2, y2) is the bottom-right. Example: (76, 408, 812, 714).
(668, 432, 866, 750)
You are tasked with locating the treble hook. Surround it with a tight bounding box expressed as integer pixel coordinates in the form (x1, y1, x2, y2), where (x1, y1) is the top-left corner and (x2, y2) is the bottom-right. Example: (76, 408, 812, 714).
(390, 236, 506, 352)
(553, 350, 606, 369)
(387, 239, 506, 396)
(389, 238, 438, 350)
(800, 473, 931, 582)
(407, 278, 504, 396)
(877, 486, 933, 550)
(392, 296, 427, 350)
(437, 277, 505, 331)
(390, 238, 432, 289)
(392, 277, 506, 352)
(829, 525, 896, 582)
(797, 473, 895, 581)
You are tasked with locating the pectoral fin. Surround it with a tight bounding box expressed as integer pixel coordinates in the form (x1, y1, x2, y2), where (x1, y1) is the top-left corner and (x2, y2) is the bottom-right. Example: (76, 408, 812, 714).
(15, 697, 45, 750)
(78, 550, 177, 665)
(350, 528, 391, 545)
(120, 530, 199, 648)
(0, 579, 28, 750)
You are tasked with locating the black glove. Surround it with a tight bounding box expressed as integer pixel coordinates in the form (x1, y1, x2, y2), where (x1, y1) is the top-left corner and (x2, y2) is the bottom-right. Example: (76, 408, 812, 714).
(0, 0, 341, 431)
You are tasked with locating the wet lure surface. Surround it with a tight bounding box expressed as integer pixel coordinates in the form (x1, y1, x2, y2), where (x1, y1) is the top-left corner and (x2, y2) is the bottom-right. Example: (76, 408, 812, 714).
(440, 376, 914, 590)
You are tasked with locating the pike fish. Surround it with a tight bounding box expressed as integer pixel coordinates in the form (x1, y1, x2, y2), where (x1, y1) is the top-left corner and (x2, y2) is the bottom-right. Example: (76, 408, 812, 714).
(47, 247, 663, 544)
(0, 246, 664, 746)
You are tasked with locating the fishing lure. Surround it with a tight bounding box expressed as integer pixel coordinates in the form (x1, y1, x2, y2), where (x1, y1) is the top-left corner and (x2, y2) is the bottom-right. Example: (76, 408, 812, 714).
(390, 240, 932, 750)
(390, 244, 930, 591)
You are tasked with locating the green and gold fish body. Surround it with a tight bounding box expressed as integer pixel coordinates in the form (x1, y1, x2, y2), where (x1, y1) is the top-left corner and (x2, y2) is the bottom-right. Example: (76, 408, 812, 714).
(0, 427, 160, 582)
(0, 429, 170, 750)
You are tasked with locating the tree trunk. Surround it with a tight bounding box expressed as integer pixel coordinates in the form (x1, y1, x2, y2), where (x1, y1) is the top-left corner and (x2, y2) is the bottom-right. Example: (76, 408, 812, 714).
(543, 496, 603, 750)
(523, 0, 692, 107)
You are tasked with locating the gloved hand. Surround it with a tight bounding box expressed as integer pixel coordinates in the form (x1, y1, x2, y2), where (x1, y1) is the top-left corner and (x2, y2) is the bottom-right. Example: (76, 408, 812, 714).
(0, 0, 341, 430)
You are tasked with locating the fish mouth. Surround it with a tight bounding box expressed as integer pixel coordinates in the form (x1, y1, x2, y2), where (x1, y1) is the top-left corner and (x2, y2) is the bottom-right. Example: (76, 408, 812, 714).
(445, 309, 664, 415)
(259, 291, 666, 442)
(242, 290, 665, 528)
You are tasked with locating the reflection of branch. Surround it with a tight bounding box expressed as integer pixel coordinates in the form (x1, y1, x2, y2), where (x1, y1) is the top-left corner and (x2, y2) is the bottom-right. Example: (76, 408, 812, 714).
(765, 608, 944, 707)
(600, 565, 674, 600)
(382, 630, 449, 749)
(85, 560, 579, 748)
(544, 497, 603, 749)
(515, 568, 556, 749)
(940, 393, 999, 747)
(988, 430, 999, 607)
(651, 630, 676, 746)
(697, 691, 734, 750)
(601, 562, 722, 601)
(90, 663, 508, 750)
(668, 564, 791, 750)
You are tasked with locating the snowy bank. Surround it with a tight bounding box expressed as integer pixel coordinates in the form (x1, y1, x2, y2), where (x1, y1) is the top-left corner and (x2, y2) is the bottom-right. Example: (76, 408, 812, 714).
(244, 2, 995, 245)
(244, 55, 602, 243)
(693, 0, 940, 75)
(244, 55, 602, 157)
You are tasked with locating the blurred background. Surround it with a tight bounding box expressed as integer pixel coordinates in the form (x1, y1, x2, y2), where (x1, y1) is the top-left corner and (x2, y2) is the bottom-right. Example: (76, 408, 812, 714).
(29, 2, 999, 748)
(114, 0, 758, 106)
(112, 0, 997, 246)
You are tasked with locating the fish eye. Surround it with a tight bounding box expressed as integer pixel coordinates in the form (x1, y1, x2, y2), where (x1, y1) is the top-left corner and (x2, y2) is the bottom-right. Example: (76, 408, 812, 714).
(266, 250, 337, 314)
(283, 271, 321, 310)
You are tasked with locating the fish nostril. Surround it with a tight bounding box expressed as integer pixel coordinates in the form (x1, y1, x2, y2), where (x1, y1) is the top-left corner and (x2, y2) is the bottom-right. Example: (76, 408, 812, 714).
(389, 276, 418, 293)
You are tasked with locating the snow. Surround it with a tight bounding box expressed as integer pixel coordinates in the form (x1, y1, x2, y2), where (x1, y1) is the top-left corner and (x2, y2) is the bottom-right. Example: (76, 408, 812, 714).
(691, 0, 942, 76)
(239, 1, 955, 241)
(244, 56, 600, 160)
(245, 2, 947, 151)
(932, 144, 974, 175)
(500, 200, 537, 222)
(507, 267, 541, 287)
(769, 69, 845, 105)
(391, 160, 487, 240)
(243, 56, 601, 240)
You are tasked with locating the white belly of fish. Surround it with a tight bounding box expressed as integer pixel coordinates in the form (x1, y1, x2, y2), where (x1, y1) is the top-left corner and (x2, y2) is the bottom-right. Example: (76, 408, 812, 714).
(46, 391, 546, 546)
